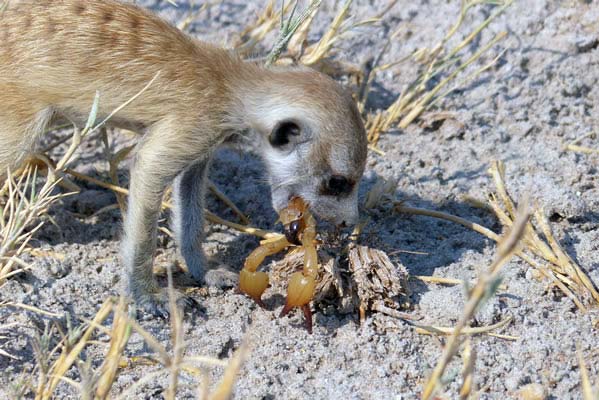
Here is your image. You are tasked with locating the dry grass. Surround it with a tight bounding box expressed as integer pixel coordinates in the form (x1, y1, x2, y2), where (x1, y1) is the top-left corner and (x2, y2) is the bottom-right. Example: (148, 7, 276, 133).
(364, 0, 512, 146)
(413, 316, 517, 341)
(0, 166, 66, 283)
(176, 0, 223, 32)
(420, 198, 530, 400)
(0, 91, 101, 284)
(10, 283, 246, 398)
(577, 343, 598, 400)
(235, 0, 379, 72)
(1, 72, 159, 285)
(516, 383, 547, 400)
(389, 160, 599, 398)
(396, 161, 599, 312)
(486, 161, 599, 311)
(265, 0, 322, 66)
(234, 0, 290, 57)
(459, 339, 475, 399)
(565, 132, 599, 155)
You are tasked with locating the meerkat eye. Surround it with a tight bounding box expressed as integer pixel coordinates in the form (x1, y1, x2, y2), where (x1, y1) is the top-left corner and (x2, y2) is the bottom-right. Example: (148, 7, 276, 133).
(269, 120, 301, 147)
(322, 175, 353, 197)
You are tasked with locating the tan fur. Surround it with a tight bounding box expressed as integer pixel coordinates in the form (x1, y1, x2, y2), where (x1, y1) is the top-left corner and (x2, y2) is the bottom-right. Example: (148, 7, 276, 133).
(0, 0, 367, 315)
(0, 0, 237, 167)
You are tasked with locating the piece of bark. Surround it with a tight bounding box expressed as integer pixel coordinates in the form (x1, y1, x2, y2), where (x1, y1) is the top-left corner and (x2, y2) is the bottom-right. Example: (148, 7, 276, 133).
(271, 244, 410, 317)
(348, 245, 410, 322)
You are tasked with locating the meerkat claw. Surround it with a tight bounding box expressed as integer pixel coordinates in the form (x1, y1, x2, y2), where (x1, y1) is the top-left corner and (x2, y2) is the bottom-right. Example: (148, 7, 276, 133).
(134, 288, 197, 320)
(177, 295, 199, 310)
(137, 299, 171, 320)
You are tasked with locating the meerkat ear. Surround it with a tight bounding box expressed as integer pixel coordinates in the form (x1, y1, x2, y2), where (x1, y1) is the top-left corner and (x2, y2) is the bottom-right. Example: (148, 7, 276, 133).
(268, 120, 301, 148)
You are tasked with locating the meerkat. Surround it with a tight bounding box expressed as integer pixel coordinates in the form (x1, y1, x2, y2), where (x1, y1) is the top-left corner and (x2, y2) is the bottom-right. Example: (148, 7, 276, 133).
(0, 0, 368, 316)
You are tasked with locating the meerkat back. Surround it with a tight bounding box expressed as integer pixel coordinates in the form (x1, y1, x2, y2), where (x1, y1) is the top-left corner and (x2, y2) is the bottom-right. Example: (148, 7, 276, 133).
(0, 0, 235, 171)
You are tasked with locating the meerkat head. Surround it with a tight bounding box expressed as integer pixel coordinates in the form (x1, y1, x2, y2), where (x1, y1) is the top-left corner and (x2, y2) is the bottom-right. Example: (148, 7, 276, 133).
(238, 67, 368, 227)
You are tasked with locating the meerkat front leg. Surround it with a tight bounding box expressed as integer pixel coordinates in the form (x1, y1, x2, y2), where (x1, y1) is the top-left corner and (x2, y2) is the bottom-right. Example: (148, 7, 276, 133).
(172, 159, 238, 288)
(121, 123, 198, 317)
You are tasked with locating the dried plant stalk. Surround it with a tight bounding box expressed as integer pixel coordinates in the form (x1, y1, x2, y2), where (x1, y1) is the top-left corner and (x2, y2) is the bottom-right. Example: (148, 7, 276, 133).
(397, 160, 599, 312)
(270, 242, 410, 318)
(421, 200, 530, 400)
(296, 0, 378, 72)
(207, 342, 248, 400)
(565, 132, 598, 155)
(366, 0, 512, 144)
(0, 165, 67, 282)
(577, 344, 596, 400)
(100, 129, 133, 213)
(95, 298, 132, 400)
(488, 161, 599, 310)
(348, 245, 410, 321)
(459, 339, 475, 399)
(234, 0, 290, 56)
(39, 299, 113, 400)
(266, 0, 322, 66)
(414, 316, 515, 339)
(21, 292, 243, 399)
(207, 180, 250, 225)
(177, 0, 222, 32)
(299, 0, 352, 66)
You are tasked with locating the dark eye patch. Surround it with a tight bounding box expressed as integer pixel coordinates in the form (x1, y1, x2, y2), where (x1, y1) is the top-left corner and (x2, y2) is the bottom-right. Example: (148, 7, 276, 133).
(269, 120, 301, 147)
(321, 175, 354, 197)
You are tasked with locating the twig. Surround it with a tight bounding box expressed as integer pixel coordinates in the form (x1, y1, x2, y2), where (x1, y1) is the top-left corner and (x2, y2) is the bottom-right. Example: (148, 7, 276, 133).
(459, 339, 475, 399)
(64, 168, 279, 240)
(395, 204, 500, 241)
(208, 180, 250, 224)
(565, 132, 598, 154)
(1, 302, 63, 318)
(397, 162, 599, 312)
(414, 316, 515, 339)
(371, 301, 420, 321)
(577, 343, 595, 400)
(413, 275, 464, 286)
(207, 342, 248, 400)
(366, 0, 512, 143)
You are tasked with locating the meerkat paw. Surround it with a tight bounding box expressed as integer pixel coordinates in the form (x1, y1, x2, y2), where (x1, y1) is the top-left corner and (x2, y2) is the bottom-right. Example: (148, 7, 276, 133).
(134, 288, 198, 319)
(204, 261, 239, 289)
(185, 255, 238, 288)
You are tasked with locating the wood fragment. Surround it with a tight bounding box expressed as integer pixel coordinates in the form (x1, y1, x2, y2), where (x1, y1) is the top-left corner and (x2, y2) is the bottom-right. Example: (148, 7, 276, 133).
(349, 245, 409, 303)
(271, 243, 412, 318)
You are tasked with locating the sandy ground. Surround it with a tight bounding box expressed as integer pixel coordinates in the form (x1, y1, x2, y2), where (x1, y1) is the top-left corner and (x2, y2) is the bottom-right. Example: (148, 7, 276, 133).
(1, 0, 599, 398)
